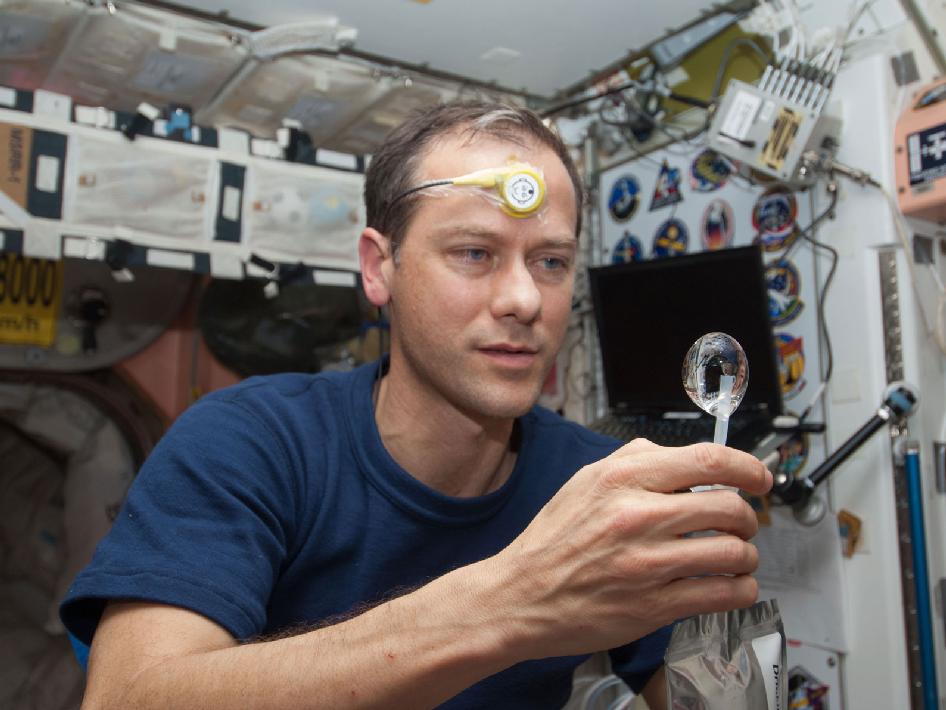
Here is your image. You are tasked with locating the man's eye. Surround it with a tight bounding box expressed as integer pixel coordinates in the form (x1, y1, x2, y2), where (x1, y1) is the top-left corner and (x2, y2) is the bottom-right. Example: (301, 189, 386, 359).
(460, 248, 489, 262)
(539, 257, 568, 270)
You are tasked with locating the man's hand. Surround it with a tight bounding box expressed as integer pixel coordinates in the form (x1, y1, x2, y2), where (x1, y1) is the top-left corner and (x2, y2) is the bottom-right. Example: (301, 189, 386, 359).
(484, 440, 772, 659)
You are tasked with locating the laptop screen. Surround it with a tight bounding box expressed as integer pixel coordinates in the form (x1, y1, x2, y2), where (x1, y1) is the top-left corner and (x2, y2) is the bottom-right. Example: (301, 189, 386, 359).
(588, 245, 783, 418)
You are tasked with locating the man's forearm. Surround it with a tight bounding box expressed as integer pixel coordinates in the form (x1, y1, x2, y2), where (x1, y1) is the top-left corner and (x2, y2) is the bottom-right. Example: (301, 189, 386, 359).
(85, 559, 521, 710)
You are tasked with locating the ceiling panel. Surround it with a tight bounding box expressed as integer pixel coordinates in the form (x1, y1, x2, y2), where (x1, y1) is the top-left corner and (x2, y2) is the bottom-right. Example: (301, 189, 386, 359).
(176, 0, 724, 97)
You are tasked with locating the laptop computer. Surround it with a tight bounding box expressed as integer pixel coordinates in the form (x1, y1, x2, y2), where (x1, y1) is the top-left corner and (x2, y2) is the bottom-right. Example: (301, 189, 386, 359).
(587, 245, 783, 453)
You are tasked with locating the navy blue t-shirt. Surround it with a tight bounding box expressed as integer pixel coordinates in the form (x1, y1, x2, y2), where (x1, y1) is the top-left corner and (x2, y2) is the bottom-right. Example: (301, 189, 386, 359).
(61, 359, 671, 707)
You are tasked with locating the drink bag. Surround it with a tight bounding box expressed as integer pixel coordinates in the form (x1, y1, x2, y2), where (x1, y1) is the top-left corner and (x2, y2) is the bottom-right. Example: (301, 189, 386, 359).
(665, 599, 787, 710)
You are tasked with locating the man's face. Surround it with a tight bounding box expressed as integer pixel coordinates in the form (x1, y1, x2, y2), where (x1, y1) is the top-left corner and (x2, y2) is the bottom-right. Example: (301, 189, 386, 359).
(383, 132, 578, 420)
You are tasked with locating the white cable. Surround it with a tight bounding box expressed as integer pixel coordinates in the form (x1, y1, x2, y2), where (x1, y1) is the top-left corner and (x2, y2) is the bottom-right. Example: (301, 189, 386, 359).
(844, 0, 877, 45)
(765, 0, 795, 60)
(771, 0, 797, 59)
(783, 0, 806, 59)
(812, 43, 834, 67)
(840, 1, 894, 59)
(821, 46, 840, 78)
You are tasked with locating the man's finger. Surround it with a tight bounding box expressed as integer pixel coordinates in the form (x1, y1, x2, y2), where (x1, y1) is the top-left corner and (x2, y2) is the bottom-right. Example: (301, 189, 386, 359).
(658, 490, 760, 540)
(659, 574, 760, 619)
(603, 442, 772, 495)
(640, 535, 760, 580)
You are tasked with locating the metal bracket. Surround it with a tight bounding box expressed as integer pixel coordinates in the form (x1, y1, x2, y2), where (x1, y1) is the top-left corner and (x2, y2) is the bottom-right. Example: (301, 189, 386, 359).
(879, 249, 923, 709)
(879, 249, 905, 383)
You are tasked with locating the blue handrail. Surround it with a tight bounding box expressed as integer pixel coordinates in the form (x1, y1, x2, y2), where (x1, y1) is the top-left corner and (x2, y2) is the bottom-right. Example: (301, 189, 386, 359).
(904, 444, 939, 709)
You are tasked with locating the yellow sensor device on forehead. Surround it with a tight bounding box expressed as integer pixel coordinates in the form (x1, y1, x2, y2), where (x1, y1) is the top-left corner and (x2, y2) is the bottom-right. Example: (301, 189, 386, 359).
(449, 163, 546, 217)
(386, 162, 547, 218)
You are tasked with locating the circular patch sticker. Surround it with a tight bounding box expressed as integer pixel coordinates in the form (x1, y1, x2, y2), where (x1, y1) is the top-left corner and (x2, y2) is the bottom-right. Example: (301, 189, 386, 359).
(502, 172, 542, 213)
(752, 185, 798, 239)
(608, 175, 641, 222)
(766, 259, 804, 325)
(775, 332, 806, 400)
(612, 232, 644, 263)
(777, 426, 810, 479)
(753, 224, 800, 253)
(701, 198, 735, 250)
(690, 149, 732, 192)
(652, 218, 689, 258)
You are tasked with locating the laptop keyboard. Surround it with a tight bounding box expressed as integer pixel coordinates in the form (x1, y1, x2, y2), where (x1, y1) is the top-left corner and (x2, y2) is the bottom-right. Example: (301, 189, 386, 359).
(589, 414, 754, 448)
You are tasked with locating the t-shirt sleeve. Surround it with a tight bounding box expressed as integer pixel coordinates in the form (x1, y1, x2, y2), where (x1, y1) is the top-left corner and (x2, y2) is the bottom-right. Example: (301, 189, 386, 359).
(60, 394, 299, 646)
(607, 622, 674, 694)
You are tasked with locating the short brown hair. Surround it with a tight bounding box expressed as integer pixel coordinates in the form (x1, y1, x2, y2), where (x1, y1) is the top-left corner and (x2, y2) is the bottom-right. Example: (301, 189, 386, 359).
(364, 101, 584, 256)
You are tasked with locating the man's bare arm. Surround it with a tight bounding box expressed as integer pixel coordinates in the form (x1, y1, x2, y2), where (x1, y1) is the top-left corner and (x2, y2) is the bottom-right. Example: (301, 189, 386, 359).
(83, 559, 518, 710)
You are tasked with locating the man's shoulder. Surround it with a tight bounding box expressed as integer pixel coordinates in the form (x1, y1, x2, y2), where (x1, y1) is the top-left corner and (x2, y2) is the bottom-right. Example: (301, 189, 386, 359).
(524, 406, 622, 458)
(166, 364, 375, 450)
(206, 369, 344, 404)
(199, 364, 371, 416)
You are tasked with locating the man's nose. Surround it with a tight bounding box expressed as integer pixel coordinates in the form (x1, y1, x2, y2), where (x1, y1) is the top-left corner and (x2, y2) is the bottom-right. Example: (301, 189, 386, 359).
(490, 260, 541, 323)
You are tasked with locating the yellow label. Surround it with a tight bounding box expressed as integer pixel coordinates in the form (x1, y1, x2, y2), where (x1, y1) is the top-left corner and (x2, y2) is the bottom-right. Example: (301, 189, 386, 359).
(0, 122, 32, 209)
(761, 107, 802, 172)
(0, 253, 63, 346)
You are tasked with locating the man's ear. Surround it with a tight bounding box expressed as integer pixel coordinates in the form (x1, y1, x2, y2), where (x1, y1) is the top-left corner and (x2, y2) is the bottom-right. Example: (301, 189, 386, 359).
(359, 227, 394, 307)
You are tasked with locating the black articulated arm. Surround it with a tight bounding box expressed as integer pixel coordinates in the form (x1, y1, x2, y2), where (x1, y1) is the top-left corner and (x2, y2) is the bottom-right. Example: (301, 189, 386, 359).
(772, 384, 917, 512)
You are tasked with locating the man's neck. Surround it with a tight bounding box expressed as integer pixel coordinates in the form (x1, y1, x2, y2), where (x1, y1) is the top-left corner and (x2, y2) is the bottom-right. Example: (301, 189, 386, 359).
(373, 367, 518, 498)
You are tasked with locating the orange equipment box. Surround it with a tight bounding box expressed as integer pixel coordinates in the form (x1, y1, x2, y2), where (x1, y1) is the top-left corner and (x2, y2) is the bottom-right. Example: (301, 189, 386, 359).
(895, 79, 946, 225)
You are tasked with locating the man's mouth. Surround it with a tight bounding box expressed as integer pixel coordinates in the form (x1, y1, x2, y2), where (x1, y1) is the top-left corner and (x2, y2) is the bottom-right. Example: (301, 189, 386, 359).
(479, 343, 539, 355)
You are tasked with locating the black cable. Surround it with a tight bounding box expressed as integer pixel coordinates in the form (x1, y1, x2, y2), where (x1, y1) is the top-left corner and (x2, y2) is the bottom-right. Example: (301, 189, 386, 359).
(802, 228, 839, 385)
(749, 181, 838, 423)
(543, 81, 638, 118)
(597, 97, 704, 166)
(636, 93, 706, 151)
(597, 103, 666, 170)
(543, 31, 769, 121)
(777, 182, 840, 264)
(379, 179, 452, 231)
(668, 92, 713, 109)
(387, 180, 452, 210)
(541, 79, 710, 118)
(710, 37, 772, 103)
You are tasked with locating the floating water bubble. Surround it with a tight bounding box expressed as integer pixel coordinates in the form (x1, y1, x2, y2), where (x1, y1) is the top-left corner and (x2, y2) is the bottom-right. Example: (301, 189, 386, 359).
(682, 332, 748, 446)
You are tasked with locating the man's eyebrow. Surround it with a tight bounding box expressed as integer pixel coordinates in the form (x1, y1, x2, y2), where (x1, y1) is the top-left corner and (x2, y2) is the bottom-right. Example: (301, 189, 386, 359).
(437, 225, 503, 239)
(538, 237, 579, 251)
(436, 225, 577, 248)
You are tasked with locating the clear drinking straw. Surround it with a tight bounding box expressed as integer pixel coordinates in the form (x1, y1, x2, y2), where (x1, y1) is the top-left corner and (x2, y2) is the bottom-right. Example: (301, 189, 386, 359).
(713, 374, 735, 446)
